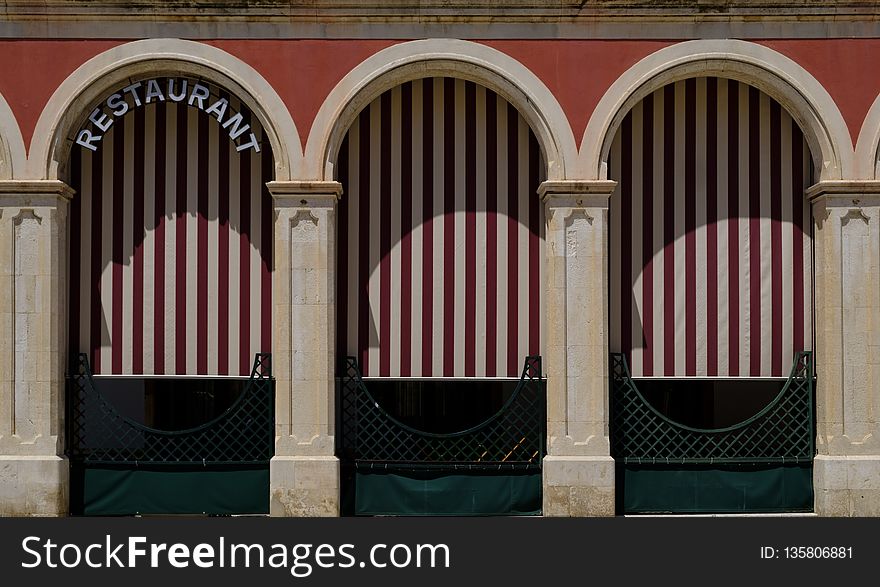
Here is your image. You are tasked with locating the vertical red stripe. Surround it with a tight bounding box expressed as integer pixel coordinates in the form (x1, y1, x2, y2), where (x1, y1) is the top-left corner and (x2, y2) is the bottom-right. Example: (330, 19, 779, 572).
(464, 81, 477, 377)
(175, 104, 188, 375)
(791, 125, 805, 355)
(641, 93, 654, 376)
(197, 109, 209, 375)
(528, 128, 541, 357)
(132, 106, 145, 374)
(336, 135, 349, 366)
(770, 100, 783, 376)
(485, 90, 498, 377)
(684, 79, 697, 377)
(111, 118, 125, 374)
(69, 147, 81, 359)
(379, 92, 392, 377)
(621, 111, 633, 370)
(443, 78, 456, 377)
(663, 84, 675, 376)
(260, 136, 273, 356)
(705, 78, 719, 376)
(506, 102, 519, 377)
(238, 113, 252, 376)
(358, 109, 371, 374)
(399, 82, 413, 377)
(748, 86, 761, 377)
(217, 94, 230, 375)
(89, 137, 102, 373)
(727, 80, 740, 377)
(421, 81, 434, 377)
(153, 101, 166, 375)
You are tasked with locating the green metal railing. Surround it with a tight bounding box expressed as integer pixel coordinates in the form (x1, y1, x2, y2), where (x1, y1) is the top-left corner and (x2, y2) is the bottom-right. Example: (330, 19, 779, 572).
(610, 351, 815, 464)
(337, 355, 546, 469)
(66, 353, 274, 466)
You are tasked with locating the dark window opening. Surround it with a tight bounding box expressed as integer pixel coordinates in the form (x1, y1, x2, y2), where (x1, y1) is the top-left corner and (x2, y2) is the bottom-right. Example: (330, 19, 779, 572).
(364, 379, 519, 434)
(92, 378, 246, 431)
(634, 379, 786, 429)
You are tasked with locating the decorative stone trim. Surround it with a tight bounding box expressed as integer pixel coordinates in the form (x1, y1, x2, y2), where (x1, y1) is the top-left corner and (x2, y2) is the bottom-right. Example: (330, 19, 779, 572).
(304, 39, 578, 182)
(27, 39, 302, 182)
(580, 39, 854, 182)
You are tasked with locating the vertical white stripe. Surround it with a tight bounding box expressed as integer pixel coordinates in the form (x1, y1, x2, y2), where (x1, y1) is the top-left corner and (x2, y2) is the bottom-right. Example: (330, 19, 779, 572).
(100, 127, 114, 372)
(454, 79, 467, 375)
(390, 86, 403, 376)
(185, 106, 199, 374)
(207, 109, 220, 374)
(121, 113, 134, 374)
(249, 125, 263, 368)
(780, 110, 794, 371)
(432, 78, 445, 377)
(345, 119, 360, 364)
(609, 134, 621, 357)
(227, 104, 241, 374)
(630, 102, 644, 375)
(474, 84, 487, 377)
(673, 80, 686, 377)
(368, 100, 382, 375)
(803, 137, 813, 350)
(495, 93, 509, 377)
(410, 80, 424, 376)
(652, 88, 665, 375)
(694, 77, 708, 376)
(517, 112, 530, 373)
(759, 93, 773, 375)
(716, 80, 730, 377)
(78, 149, 92, 357)
(142, 104, 156, 374)
(164, 103, 178, 374)
(738, 82, 751, 376)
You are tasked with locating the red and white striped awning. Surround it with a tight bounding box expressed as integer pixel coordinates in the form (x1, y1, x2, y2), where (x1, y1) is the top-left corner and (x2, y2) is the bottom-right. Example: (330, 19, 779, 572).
(69, 83, 273, 376)
(609, 77, 813, 379)
(336, 77, 545, 378)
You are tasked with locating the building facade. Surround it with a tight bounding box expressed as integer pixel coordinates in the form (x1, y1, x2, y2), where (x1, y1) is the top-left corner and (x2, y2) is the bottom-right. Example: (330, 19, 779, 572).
(1, 0, 879, 516)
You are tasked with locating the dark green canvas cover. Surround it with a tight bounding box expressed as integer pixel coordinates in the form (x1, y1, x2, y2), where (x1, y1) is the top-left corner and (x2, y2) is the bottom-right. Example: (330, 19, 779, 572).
(345, 468, 542, 516)
(70, 464, 269, 516)
(618, 463, 813, 513)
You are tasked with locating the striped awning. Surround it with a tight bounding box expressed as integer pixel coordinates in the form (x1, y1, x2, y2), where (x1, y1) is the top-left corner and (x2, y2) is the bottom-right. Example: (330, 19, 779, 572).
(609, 77, 813, 379)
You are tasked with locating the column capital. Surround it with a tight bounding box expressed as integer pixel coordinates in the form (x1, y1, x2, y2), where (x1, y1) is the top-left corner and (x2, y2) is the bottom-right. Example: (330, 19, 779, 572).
(806, 180, 880, 205)
(539, 180, 617, 208)
(266, 180, 342, 208)
(0, 180, 74, 206)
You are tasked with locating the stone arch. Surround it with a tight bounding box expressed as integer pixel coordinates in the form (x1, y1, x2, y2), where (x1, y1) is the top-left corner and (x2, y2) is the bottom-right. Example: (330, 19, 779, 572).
(27, 38, 302, 182)
(0, 90, 27, 180)
(854, 91, 880, 179)
(580, 39, 854, 182)
(303, 38, 578, 182)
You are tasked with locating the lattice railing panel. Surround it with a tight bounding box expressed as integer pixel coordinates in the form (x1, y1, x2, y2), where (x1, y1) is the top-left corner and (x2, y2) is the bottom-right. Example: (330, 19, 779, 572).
(610, 352, 814, 464)
(66, 353, 274, 465)
(338, 356, 546, 469)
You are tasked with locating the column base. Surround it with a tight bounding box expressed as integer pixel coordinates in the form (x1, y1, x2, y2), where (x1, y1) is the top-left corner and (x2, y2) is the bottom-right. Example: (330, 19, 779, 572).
(270, 455, 340, 517)
(814, 455, 880, 516)
(543, 455, 615, 517)
(0, 455, 68, 516)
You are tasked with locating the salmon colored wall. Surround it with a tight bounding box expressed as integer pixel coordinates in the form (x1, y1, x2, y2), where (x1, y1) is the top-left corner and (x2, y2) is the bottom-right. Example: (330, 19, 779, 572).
(758, 40, 880, 147)
(1, 38, 879, 155)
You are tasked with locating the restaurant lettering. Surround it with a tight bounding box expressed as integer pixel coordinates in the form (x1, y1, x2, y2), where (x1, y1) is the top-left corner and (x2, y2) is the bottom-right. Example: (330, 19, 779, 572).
(76, 77, 261, 153)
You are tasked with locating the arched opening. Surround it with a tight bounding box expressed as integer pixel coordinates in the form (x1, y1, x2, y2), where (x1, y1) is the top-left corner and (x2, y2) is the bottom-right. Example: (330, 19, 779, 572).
(64, 74, 275, 516)
(608, 76, 816, 514)
(334, 76, 547, 515)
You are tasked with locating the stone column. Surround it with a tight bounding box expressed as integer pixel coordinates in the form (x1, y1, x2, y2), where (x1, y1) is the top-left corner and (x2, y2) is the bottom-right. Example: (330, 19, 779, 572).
(540, 180, 617, 516)
(0, 180, 72, 516)
(809, 181, 880, 516)
(267, 180, 341, 516)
